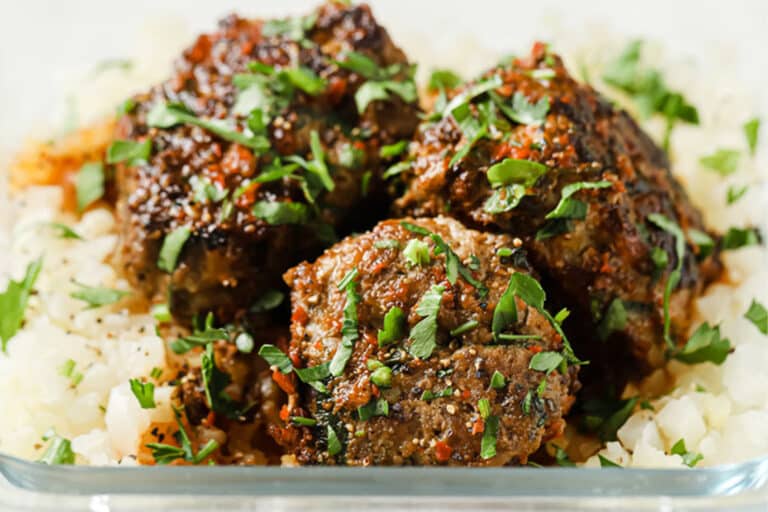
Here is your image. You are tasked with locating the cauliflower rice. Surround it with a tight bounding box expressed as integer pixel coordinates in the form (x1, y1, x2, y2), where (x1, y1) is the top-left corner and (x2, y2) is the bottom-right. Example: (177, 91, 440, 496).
(0, 20, 767, 468)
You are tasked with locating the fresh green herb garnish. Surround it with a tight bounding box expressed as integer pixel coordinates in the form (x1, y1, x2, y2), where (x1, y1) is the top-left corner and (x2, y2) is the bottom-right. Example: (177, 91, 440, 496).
(285, 130, 334, 191)
(672, 322, 731, 365)
(529, 351, 564, 374)
(157, 226, 191, 273)
(37, 434, 75, 465)
(382, 161, 411, 179)
(70, 281, 130, 309)
(252, 201, 311, 225)
(477, 398, 491, 419)
(374, 239, 400, 250)
(294, 362, 331, 384)
(687, 229, 715, 259)
(106, 139, 151, 166)
(647, 213, 685, 349)
(403, 238, 431, 267)
(151, 303, 172, 323)
(597, 298, 627, 341)
(700, 149, 740, 176)
(169, 313, 228, 354)
(129, 378, 156, 409)
(450, 319, 479, 337)
(150, 367, 163, 380)
(330, 268, 360, 376)
(380, 140, 409, 159)
(494, 92, 550, 125)
(743, 118, 760, 156)
(545, 181, 612, 220)
(484, 185, 526, 214)
(250, 289, 285, 313)
(486, 158, 548, 188)
(370, 365, 392, 388)
(0, 257, 43, 353)
(408, 285, 444, 359)
(146, 408, 219, 464)
(726, 184, 748, 205)
(582, 396, 638, 442)
(421, 387, 453, 401)
(201, 343, 240, 416)
(117, 98, 137, 116)
(355, 80, 417, 113)
(258, 344, 293, 373)
(326, 425, 342, 456)
(428, 69, 463, 92)
(722, 227, 760, 250)
(480, 415, 499, 460)
(291, 416, 318, 427)
(598, 455, 622, 468)
(442, 75, 503, 117)
(554, 446, 575, 467)
(522, 390, 533, 415)
(39, 222, 83, 240)
(190, 176, 227, 204)
(378, 306, 406, 346)
(670, 439, 703, 468)
(489, 370, 506, 389)
(147, 102, 270, 152)
(75, 162, 105, 212)
(745, 299, 768, 335)
(358, 398, 389, 420)
(262, 13, 317, 43)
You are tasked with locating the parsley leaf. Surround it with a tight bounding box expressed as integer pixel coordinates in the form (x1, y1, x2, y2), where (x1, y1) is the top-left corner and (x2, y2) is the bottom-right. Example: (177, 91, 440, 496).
(70, 281, 130, 309)
(670, 438, 703, 467)
(495, 91, 550, 125)
(480, 415, 499, 460)
(688, 229, 715, 259)
(700, 149, 740, 176)
(358, 398, 389, 420)
(597, 298, 627, 341)
(443, 75, 503, 117)
(598, 454, 622, 468)
(378, 306, 406, 346)
(489, 370, 506, 389)
(250, 289, 285, 313)
(484, 185, 526, 214)
(201, 343, 239, 416)
(428, 69, 463, 92)
(403, 239, 431, 266)
(529, 351, 564, 373)
(673, 322, 731, 365)
(330, 268, 360, 376)
(0, 257, 43, 353)
(722, 227, 760, 250)
(146, 408, 219, 465)
(355, 80, 417, 113)
(285, 130, 333, 191)
(169, 313, 229, 354)
(380, 140, 409, 159)
(486, 158, 548, 188)
(252, 201, 310, 225)
(39, 222, 83, 240)
(450, 319, 479, 337)
(647, 213, 685, 349)
(147, 102, 270, 153)
(408, 285, 444, 359)
(106, 139, 151, 166)
(129, 378, 156, 409)
(744, 118, 760, 156)
(745, 299, 768, 335)
(75, 162, 105, 212)
(421, 387, 453, 401)
(157, 226, 191, 273)
(545, 181, 612, 220)
(257, 344, 293, 373)
(37, 434, 75, 465)
(726, 184, 748, 205)
(491, 275, 519, 340)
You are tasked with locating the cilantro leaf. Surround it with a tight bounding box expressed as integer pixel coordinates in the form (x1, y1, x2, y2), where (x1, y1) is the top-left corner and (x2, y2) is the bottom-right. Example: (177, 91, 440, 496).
(380, 140, 409, 159)
(157, 226, 191, 273)
(106, 139, 151, 166)
(408, 285, 444, 359)
(146, 408, 219, 465)
(443, 75, 503, 117)
(170, 313, 229, 354)
(545, 181, 612, 220)
(489, 370, 506, 389)
(486, 158, 548, 188)
(529, 351, 564, 373)
(129, 378, 156, 409)
(450, 319, 479, 337)
(258, 344, 293, 373)
(75, 162, 105, 212)
(598, 455, 622, 468)
(673, 322, 731, 365)
(252, 201, 310, 225)
(491, 276, 519, 340)
(330, 268, 360, 376)
(496, 91, 550, 125)
(722, 227, 760, 250)
(250, 289, 285, 313)
(327, 425, 342, 456)
(0, 257, 43, 353)
(70, 281, 130, 309)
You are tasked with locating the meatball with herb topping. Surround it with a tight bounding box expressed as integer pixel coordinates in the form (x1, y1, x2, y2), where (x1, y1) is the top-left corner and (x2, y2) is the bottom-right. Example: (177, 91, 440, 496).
(394, 42, 722, 383)
(267, 216, 579, 466)
(113, 1, 420, 322)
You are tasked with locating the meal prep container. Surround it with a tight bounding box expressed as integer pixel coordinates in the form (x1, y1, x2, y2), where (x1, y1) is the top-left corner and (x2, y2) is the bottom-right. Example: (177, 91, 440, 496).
(1, 453, 767, 510)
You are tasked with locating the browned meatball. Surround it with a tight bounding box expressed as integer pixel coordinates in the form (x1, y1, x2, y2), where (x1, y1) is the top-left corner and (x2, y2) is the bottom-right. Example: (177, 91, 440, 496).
(275, 216, 578, 466)
(394, 43, 721, 381)
(114, 2, 420, 321)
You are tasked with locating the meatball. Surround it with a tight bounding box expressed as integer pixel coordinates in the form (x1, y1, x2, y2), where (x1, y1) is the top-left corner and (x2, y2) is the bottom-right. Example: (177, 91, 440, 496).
(114, 2, 420, 321)
(276, 216, 578, 466)
(394, 43, 722, 380)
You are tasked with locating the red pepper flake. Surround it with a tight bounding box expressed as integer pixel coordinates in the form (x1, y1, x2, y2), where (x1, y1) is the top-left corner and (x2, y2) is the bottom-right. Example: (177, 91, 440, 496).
(435, 440, 453, 462)
(471, 417, 485, 435)
(599, 253, 612, 274)
(202, 410, 216, 427)
(272, 369, 296, 394)
(461, 389, 471, 400)
(291, 306, 309, 326)
(371, 383, 380, 398)
(279, 404, 290, 422)
(529, 345, 543, 354)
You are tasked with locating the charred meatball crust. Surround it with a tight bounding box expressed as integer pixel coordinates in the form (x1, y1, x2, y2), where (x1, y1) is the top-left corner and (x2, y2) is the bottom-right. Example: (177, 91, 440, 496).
(279, 216, 578, 466)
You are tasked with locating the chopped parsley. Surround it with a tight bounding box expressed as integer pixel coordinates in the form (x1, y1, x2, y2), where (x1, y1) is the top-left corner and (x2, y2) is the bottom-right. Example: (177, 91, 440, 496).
(37, 434, 75, 465)
(40, 222, 83, 240)
(358, 398, 389, 420)
(480, 415, 499, 460)
(743, 118, 760, 155)
(330, 268, 360, 376)
(374, 239, 400, 250)
(598, 455, 622, 468)
(722, 227, 760, 250)
(545, 181, 612, 220)
(339, 52, 417, 113)
(257, 344, 293, 374)
(672, 322, 731, 365)
(486, 158, 548, 188)
(157, 226, 191, 273)
(75, 162, 105, 212)
(129, 378, 156, 409)
(169, 313, 229, 355)
(450, 319, 479, 337)
(262, 12, 317, 43)
(745, 299, 768, 335)
(529, 351, 564, 373)
(597, 298, 627, 341)
(477, 398, 491, 419)
(59, 359, 83, 387)
(442, 75, 503, 117)
(581, 396, 638, 442)
(484, 185, 526, 214)
(494, 92, 550, 125)
(190, 176, 227, 204)
(252, 200, 311, 225)
(146, 408, 219, 465)
(700, 149, 740, 176)
(106, 139, 151, 166)
(291, 416, 318, 426)
(687, 229, 715, 259)
(421, 387, 453, 401)
(382, 161, 411, 179)
(201, 343, 241, 417)
(489, 370, 506, 389)
(407, 285, 444, 359)
(69, 281, 130, 309)
(726, 184, 748, 205)
(554, 446, 575, 467)
(378, 306, 406, 346)
(250, 289, 285, 313)
(380, 140, 409, 159)
(403, 239, 430, 266)
(327, 425, 342, 456)
(670, 438, 703, 467)
(0, 257, 43, 353)
(151, 303, 172, 323)
(647, 213, 685, 349)
(400, 221, 488, 297)
(147, 102, 270, 153)
(285, 130, 334, 191)
(428, 69, 463, 92)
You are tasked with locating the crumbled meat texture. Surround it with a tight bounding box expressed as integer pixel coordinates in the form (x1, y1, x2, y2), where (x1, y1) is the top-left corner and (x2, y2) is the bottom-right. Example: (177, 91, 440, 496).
(176, 329, 288, 465)
(394, 43, 722, 382)
(278, 216, 578, 466)
(114, 1, 420, 321)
